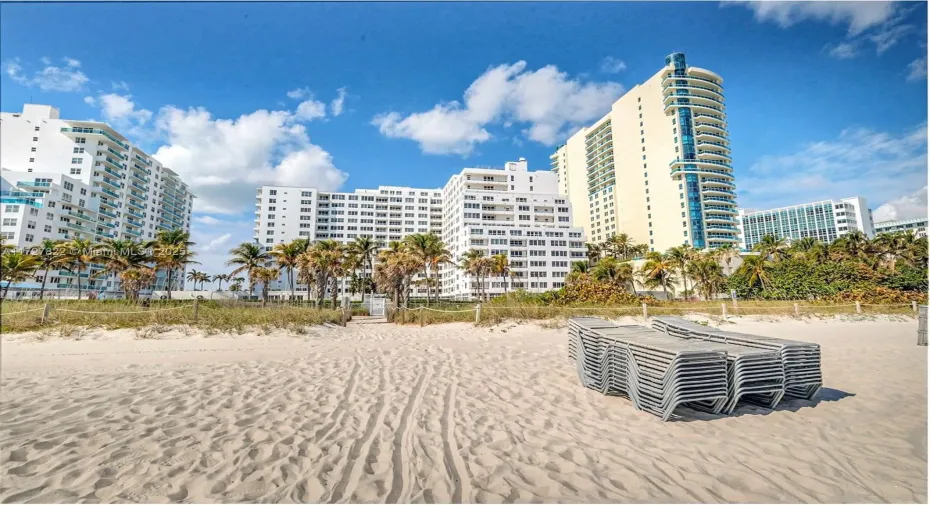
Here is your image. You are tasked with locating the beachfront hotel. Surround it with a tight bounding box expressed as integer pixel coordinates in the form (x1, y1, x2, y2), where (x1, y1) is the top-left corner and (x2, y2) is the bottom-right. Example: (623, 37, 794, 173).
(0, 104, 195, 296)
(736, 196, 874, 251)
(439, 158, 587, 298)
(551, 52, 739, 252)
(874, 217, 928, 238)
(253, 184, 444, 298)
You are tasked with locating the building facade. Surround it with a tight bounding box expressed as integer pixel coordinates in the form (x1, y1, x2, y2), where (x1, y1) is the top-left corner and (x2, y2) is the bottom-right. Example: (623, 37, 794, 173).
(253, 184, 444, 298)
(0, 104, 195, 296)
(553, 52, 739, 252)
(737, 197, 874, 250)
(874, 217, 928, 238)
(440, 158, 587, 299)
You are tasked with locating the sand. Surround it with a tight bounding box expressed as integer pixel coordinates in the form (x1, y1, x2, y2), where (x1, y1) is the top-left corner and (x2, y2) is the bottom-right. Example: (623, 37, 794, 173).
(0, 316, 926, 503)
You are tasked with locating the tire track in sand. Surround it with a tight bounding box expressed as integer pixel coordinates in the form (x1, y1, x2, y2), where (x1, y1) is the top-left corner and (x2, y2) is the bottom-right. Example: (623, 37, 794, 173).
(441, 376, 471, 503)
(312, 356, 362, 444)
(385, 364, 431, 503)
(328, 359, 392, 503)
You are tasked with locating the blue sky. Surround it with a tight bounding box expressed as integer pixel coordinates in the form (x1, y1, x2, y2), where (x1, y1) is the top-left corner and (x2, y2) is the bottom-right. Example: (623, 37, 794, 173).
(2, 1, 927, 276)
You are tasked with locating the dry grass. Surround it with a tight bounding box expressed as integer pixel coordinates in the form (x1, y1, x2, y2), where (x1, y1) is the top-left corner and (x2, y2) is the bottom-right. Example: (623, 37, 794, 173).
(0, 299, 347, 334)
(393, 300, 921, 326)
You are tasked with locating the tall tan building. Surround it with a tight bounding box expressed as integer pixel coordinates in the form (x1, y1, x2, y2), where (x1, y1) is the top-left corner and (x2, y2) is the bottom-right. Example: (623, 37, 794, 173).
(552, 52, 739, 252)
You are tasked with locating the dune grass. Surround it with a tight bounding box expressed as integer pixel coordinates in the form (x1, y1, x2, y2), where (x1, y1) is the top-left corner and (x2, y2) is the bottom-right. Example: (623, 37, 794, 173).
(0, 299, 348, 334)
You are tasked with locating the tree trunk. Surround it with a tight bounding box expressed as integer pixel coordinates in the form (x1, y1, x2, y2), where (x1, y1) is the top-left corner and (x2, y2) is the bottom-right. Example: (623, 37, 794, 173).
(39, 269, 48, 300)
(165, 268, 172, 300)
(77, 263, 84, 300)
(289, 267, 295, 299)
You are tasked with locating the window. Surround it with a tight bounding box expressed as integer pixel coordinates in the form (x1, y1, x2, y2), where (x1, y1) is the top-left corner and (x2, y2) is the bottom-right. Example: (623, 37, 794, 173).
(32, 137, 38, 141)
(70, 168, 81, 175)
(43, 225, 52, 233)
(269, 189, 277, 195)
(75, 137, 86, 144)
(2, 218, 18, 226)
(24, 234, 34, 242)
(31, 147, 36, 152)
(34, 126, 40, 131)
(73, 147, 85, 154)
(63, 182, 74, 191)
(29, 158, 34, 162)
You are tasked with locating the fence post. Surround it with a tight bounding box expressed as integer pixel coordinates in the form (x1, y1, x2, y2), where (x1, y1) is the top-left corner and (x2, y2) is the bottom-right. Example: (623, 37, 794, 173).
(341, 307, 348, 327)
(642, 302, 648, 319)
(193, 299, 200, 322)
(855, 301, 862, 314)
(793, 303, 800, 317)
(420, 307, 425, 327)
(475, 304, 481, 324)
(721, 303, 727, 320)
(913, 301, 918, 313)
(41, 303, 51, 323)
(732, 297, 738, 310)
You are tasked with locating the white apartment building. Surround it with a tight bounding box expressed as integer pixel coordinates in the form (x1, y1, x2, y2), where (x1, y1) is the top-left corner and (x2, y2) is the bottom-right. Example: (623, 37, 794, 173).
(253, 184, 444, 298)
(440, 158, 587, 299)
(737, 196, 874, 250)
(874, 217, 928, 238)
(553, 52, 739, 252)
(0, 104, 195, 297)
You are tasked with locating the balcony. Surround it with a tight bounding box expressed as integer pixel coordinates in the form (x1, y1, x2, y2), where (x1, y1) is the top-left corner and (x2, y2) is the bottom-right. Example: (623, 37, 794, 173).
(706, 234, 739, 242)
(697, 150, 732, 162)
(703, 196, 737, 205)
(693, 113, 726, 125)
(127, 208, 145, 219)
(704, 214, 738, 224)
(65, 222, 94, 234)
(704, 205, 738, 214)
(100, 166, 124, 179)
(703, 187, 736, 196)
(60, 127, 130, 150)
(130, 171, 150, 184)
(98, 207, 118, 219)
(131, 181, 148, 193)
(98, 220, 116, 229)
(664, 101, 725, 116)
(696, 140, 730, 151)
(99, 187, 120, 199)
(66, 211, 93, 221)
(17, 181, 52, 188)
(0, 197, 43, 207)
(131, 163, 152, 176)
(669, 158, 733, 170)
(702, 178, 736, 188)
(129, 190, 145, 200)
(125, 228, 142, 237)
(127, 217, 144, 227)
(98, 198, 118, 209)
(694, 122, 728, 134)
(2, 190, 43, 198)
(670, 166, 734, 180)
(662, 83, 725, 99)
(661, 73, 722, 88)
(127, 199, 145, 210)
(663, 91, 724, 107)
(134, 154, 153, 166)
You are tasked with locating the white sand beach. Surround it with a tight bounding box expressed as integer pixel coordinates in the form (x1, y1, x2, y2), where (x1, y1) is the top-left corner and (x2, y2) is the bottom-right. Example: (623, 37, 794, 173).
(1, 317, 926, 503)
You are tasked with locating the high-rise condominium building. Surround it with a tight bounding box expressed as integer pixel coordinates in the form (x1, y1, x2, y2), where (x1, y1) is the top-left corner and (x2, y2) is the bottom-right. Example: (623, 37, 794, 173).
(874, 217, 928, 238)
(0, 104, 195, 296)
(253, 184, 444, 298)
(552, 52, 739, 252)
(440, 158, 587, 299)
(737, 197, 874, 250)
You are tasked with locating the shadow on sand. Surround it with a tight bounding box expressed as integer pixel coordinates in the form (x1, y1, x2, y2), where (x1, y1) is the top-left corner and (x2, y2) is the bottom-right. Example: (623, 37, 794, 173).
(674, 387, 856, 422)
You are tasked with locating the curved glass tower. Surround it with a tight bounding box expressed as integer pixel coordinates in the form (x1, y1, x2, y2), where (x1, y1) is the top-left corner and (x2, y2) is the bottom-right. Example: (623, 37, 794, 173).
(663, 52, 739, 249)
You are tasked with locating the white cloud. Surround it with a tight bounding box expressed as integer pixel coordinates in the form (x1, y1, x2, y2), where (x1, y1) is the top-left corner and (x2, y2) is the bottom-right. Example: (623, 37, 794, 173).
(331, 87, 347, 116)
(295, 98, 327, 121)
(907, 56, 927, 82)
(727, 1, 897, 35)
(152, 105, 348, 214)
(287, 87, 311, 100)
(600, 56, 627, 73)
(188, 218, 257, 281)
(40, 57, 51, 65)
(738, 123, 928, 215)
(728, 1, 914, 57)
(373, 61, 623, 155)
(83, 96, 96, 105)
(98, 93, 152, 123)
(873, 186, 928, 223)
(5, 57, 89, 92)
(111, 80, 130, 91)
(193, 215, 222, 226)
(201, 233, 232, 253)
(825, 41, 858, 59)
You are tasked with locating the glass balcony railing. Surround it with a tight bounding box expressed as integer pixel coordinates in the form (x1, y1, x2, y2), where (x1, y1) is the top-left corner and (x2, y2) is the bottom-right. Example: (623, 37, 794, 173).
(125, 228, 142, 237)
(663, 83, 725, 98)
(101, 166, 123, 179)
(696, 141, 729, 149)
(669, 158, 733, 169)
(694, 122, 729, 132)
(107, 147, 127, 160)
(704, 205, 738, 213)
(661, 73, 722, 87)
(664, 91, 724, 106)
(134, 154, 153, 166)
(703, 196, 737, 204)
(129, 190, 145, 199)
(702, 178, 736, 187)
(127, 208, 145, 219)
(66, 211, 93, 220)
(98, 208, 118, 219)
(17, 181, 52, 188)
(98, 220, 116, 229)
(1, 190, 43, 198)
(671, 167, 733, 179)
(132, 163, 152, 175)
(99, 177, 121, 190)
(697, 149, 731, 159)
(0, 197, 43, 207)
(131, 181, 148, 192)
(60, 127, 130, 150)
(127, 217, 144, 227)
(99, 187, 120, 199)
(127, 200, 145, 210)
(130, 171, 150, 184)
(703, 187, 736, 195)
(65, 222, 94, 233)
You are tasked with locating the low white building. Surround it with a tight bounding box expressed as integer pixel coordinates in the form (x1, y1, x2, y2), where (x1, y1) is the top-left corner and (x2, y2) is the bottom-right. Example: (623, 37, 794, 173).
(253, 184, 444, 299)
(874, 217, 928, 238)
(440, 158, 587, 299)
(737, 197, 874, 250)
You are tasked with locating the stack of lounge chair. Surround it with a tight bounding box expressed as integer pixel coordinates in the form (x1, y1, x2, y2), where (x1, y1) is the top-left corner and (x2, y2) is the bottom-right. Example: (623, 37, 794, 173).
(568, 316, 823, 421)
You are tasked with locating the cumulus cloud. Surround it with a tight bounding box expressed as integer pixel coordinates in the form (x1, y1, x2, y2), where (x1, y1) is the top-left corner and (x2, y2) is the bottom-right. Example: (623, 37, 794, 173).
(295, 98, 327, 121)
(600, 56, 627, 74)
(331, 87, 347, 116)
(193, 215, 223, 226)
(728, 1, 915, 57)
(286, 87, 311, 100)
(373, 61, 623, 155)
(907, 55, 928, 82)
(738, 123, 928, 215)
(152, 105, 348, 214)
(189, 218, 257, 281)
(111, 80, 130, 91)
(202, 233, 232, 253)
(5, 56, 89, 92)
(873, 186, 928, 223)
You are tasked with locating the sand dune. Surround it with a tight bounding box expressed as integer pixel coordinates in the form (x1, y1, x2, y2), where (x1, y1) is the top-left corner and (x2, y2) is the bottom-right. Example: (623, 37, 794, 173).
(1, 317, 926, 503)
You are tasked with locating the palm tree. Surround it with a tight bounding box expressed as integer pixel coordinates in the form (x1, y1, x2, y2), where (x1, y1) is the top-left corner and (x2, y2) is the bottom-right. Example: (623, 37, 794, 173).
(713, 243, 739, 276)
(567, 260, 589, 284)
(404, 233, 449, 304)
(347, 236, 379, 303)
(0, 251, 40, 301)
(55, 238, 96, 300)
(29, 238, 63, 300)
(227, 242, 271, 299)
(874, 231, 914, 273)
(153, 229, 197, 299)
(687, 256, 725, 300)
(229, 282, 242, 293)
(666, 245, 695, 300)
(639, 251, 677, 300)
(753, 234, 789, 262)
(213, 273, 231, 291)
(253, 266, 280, 302)
(271, 240, 305, 299)
(300, 239, 343, 307)
(187, 269, 204, 290)
(604, 233, 635, 260)
(737, 254, 773, 291)
(585, 243, 602, 266)
(459, 249, 485, 301)
(95, 238, 153, 295)
(490, 253, 511, 294)
(120, 268, 156, 300)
